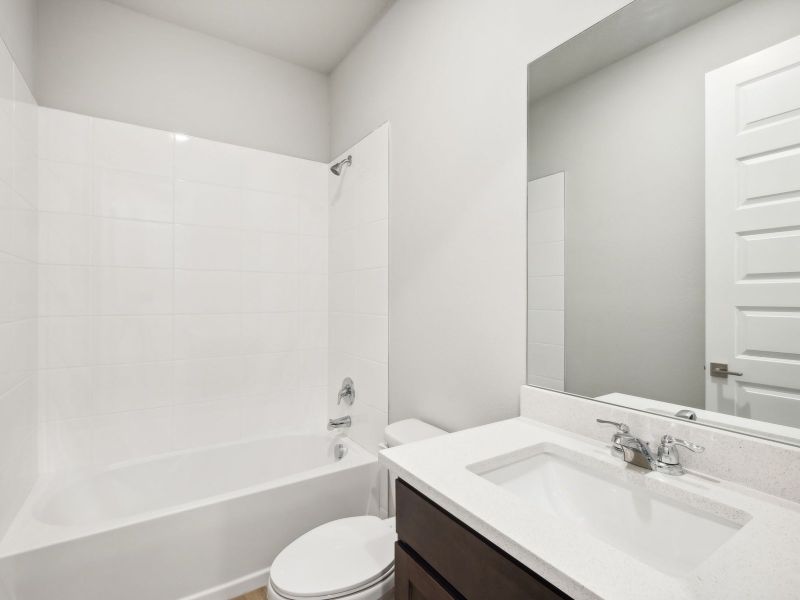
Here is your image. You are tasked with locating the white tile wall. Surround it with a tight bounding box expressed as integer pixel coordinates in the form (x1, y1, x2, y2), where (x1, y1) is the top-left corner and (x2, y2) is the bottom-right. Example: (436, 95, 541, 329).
(328, 124, 390, 454)
(37, 108, 329, 471)
(527, 173, 565, 391)
(0, 40, 38, 538)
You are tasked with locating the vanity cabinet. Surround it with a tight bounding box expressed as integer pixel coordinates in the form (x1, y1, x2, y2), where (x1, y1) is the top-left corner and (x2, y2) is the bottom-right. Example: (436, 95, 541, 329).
(395, 479, 573, 600)
(395, 544, 460, 600)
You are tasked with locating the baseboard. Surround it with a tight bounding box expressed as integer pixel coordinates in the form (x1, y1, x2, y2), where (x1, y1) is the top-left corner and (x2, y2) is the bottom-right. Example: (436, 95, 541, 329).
(178, 568, 270, 600)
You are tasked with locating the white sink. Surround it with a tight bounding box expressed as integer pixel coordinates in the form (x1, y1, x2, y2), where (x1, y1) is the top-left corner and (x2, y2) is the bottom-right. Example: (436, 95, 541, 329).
(470, 446, 745, 575)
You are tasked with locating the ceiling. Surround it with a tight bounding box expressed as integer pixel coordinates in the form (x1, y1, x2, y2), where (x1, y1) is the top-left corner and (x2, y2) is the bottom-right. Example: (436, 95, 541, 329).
(528, 0, 740, 103)
(105, 0, 395, 73)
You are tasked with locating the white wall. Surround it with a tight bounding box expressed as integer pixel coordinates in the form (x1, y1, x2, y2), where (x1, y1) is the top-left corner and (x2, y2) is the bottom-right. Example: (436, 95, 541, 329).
(329, 0, 628, 432)
(36, 0, 330, 162)
(37, 108, 328, 471)
(0, 35, 37, 537)
(0, 0, 35, 94)
(328, 124, 389, 453)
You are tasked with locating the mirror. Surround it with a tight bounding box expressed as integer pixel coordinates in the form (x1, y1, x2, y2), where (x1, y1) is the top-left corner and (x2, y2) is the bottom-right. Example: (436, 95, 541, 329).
(526, 0, 800, 446)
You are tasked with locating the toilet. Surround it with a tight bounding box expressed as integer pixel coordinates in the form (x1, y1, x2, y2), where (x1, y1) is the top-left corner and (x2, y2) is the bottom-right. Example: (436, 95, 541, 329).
(267, 419, 446, 600)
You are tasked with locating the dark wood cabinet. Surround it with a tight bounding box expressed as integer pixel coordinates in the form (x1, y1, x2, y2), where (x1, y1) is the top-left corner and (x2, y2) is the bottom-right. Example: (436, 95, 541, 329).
(395, 479, 573, 600)
(395, 543, 462, 600)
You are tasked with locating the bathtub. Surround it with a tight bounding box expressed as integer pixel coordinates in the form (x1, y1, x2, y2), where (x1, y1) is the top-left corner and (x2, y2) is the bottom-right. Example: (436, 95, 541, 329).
(0, 433, 378, 600)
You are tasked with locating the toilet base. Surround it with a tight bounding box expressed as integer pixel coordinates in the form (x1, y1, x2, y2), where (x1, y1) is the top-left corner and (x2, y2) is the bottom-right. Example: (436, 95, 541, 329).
(266, 573, 393, 600)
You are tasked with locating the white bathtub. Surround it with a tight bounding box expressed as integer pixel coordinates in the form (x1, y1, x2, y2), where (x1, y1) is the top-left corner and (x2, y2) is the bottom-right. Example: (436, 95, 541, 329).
(0, 433, 378, 600)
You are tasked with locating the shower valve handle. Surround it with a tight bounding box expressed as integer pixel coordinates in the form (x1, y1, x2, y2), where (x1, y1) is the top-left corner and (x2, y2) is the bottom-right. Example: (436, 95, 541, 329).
(337, 377, 355, 406)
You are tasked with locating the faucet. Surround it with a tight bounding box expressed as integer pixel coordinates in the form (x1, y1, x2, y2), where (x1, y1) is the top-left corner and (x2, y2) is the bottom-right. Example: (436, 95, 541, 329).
(619, 436, 657, 470)
(596, 419, 704, 475)
(327, 415, 351, 431)
(596, 419, 636, 458)
(655, 434, 705, 475)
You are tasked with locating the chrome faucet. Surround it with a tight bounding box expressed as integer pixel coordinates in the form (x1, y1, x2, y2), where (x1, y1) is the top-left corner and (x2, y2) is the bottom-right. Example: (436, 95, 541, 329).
(596, 419, 636, 458)
(620, 436, 657, 470)
(656, 434, 704, 475)
(596, 419, 704, 475)
(327, 415, 351, 431)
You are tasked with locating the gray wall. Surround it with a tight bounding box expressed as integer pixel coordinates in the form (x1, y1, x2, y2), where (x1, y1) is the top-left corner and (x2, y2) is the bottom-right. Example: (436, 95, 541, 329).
(36, 0, 330, 161)
(330, 0, 629, 432)
(0, 0, 35, 93)
(527, 0, 800, 407)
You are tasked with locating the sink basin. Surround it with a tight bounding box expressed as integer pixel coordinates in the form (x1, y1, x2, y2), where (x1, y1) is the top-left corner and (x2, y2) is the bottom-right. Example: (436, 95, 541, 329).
(470, 446, 745, 575)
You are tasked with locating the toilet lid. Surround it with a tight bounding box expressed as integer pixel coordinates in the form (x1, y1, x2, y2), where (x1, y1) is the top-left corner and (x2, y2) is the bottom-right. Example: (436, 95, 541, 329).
(271, 516, 397, 599)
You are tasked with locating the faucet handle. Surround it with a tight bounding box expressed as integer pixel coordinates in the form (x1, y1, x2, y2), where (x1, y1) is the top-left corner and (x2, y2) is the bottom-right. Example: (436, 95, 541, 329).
(656, 434, 704, 475)
(661, 434, 704, 453)
(337, 377, 355, 406)
(597, 419, 632, 458)
(596, 419, 630, 433)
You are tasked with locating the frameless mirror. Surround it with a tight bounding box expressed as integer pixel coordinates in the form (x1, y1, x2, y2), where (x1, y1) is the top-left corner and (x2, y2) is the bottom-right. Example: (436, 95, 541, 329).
(526, 0, 800, 446)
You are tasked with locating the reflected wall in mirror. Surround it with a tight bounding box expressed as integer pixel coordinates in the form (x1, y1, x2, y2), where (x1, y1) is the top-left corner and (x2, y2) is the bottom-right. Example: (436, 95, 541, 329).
(526, 0, 800, 445)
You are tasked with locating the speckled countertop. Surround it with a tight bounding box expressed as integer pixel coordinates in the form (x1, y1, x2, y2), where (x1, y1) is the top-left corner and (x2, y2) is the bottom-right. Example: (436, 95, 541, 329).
(380, 417, 800, 600)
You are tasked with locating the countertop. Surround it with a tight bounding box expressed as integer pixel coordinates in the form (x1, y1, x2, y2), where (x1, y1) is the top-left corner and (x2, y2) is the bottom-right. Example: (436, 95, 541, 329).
(379, 417, 800, 600)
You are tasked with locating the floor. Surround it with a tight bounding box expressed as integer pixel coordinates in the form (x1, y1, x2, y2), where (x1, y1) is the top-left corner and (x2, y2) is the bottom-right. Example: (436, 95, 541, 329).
(231, 588, 267, 600)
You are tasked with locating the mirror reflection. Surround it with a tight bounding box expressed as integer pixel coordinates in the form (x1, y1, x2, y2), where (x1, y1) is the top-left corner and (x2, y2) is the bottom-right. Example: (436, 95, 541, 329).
(526, 0, 800, 445)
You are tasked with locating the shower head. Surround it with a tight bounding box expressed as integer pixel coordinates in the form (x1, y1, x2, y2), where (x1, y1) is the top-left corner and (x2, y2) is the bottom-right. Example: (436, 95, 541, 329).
(330, 155, 352, 176)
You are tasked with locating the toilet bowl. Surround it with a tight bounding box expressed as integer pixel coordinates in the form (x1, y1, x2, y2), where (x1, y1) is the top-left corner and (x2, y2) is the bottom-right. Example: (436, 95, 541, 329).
(267, 516, 396, 600)
(266, 419, 446, 600)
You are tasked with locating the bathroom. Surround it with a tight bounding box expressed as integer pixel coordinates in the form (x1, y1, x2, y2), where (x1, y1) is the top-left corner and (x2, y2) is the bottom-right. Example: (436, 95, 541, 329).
(0, 0, 798, 598)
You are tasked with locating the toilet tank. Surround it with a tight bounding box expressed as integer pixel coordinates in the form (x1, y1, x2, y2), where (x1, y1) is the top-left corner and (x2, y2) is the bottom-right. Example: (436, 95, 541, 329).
(380, 419, 447, 518)
(384, 418, 447, 447)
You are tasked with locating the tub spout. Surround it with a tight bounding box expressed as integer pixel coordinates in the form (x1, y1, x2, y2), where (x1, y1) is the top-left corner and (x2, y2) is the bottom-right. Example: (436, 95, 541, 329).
(327, 416, 351, 431)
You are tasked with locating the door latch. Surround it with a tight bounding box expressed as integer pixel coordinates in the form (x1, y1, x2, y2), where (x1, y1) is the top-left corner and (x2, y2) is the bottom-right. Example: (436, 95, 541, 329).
(710, 362, 743, 378)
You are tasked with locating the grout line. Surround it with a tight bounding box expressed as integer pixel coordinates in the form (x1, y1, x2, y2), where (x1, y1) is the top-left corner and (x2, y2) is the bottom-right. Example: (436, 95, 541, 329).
(38, 158, 321, 200)
(0, 248, 36, 264)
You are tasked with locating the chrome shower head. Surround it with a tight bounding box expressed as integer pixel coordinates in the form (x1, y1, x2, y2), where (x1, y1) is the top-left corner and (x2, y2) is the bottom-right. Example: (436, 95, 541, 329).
(330, 155, 352, 176)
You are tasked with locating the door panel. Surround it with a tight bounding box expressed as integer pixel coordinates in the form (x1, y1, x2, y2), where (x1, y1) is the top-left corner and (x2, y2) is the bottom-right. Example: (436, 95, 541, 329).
(706, 34, 800, 425)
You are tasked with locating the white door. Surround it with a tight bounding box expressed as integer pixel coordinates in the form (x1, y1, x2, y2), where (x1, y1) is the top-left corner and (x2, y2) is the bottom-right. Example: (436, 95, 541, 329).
(706, 35, 800, 427)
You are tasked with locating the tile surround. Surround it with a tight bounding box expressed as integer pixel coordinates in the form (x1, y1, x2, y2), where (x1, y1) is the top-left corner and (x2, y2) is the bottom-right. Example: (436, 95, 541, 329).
(527, 174, 565, 392)
(37, 107, 329, 471)
(5, 86, 389, 537)
(0, 40, 38, 538)
(328, 124, 390, 454)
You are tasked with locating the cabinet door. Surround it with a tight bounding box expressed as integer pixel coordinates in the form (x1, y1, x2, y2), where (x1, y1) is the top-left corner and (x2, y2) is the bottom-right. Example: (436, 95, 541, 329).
(395, 543, 461, 600)
(396, 480, 572, 600)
